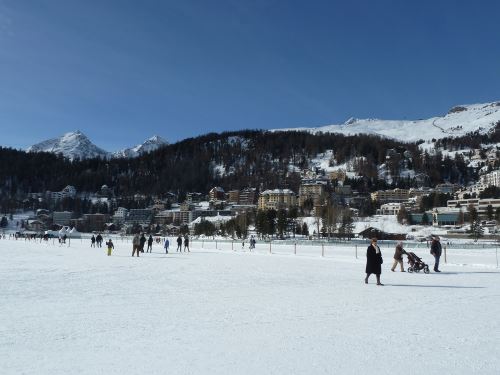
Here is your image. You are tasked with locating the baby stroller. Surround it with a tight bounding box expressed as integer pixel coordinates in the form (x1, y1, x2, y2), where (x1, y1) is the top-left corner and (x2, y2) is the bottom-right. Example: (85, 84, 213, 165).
(402, 250, 430, 274)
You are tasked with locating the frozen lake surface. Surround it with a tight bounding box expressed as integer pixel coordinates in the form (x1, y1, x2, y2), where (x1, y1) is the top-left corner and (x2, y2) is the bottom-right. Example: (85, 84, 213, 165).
(1, 238, 499, 374)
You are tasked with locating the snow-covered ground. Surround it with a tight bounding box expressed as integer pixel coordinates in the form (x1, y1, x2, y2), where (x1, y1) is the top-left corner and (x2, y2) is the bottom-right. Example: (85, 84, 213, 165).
(1, 238, 499, 374)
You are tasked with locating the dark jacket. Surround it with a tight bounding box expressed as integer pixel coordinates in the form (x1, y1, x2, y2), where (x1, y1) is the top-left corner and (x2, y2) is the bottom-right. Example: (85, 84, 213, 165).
(140, 235, 146, 246)
(148, 236, 153, 245)
(393, 245, 403, 260)
(366, 244, 383, 275)
(430, 240, 442, 257)
(177, 236, 182, 245)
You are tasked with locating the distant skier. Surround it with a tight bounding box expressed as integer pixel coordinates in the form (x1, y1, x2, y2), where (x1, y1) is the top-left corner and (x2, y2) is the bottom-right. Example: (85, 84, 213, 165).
(164, 238, 169, 254)
(184, 235, 190, 252)
(91, 235, 96, 248)
(147, 235, 153, 252)
(106, 239, 114, 256)
(176, 236, 182, 252)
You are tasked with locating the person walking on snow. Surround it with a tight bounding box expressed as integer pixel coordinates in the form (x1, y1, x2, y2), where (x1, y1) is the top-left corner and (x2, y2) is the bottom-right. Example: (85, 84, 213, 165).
(164, 238, 169, 254)
(176, 236, 182, 252)
(391, 241, 406, 272)
(430, 236, 442, 272)
(132, 234, 141, 257)
(91, 235, 96, 248)
(106, 239, 114, 256)
(365, 237, 384, 286)
(147, 235, 153, 253)
(184, 235, 190, 252)
(96, 233, 103, 248)
(139, 233, 146, 253)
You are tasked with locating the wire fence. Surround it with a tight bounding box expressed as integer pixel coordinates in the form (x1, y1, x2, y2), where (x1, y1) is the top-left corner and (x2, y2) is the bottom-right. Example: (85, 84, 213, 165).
(3, 233, 499, 268)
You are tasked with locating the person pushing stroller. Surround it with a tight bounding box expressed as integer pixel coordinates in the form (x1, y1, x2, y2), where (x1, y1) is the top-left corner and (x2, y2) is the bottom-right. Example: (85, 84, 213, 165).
(391, 241, 406, 272)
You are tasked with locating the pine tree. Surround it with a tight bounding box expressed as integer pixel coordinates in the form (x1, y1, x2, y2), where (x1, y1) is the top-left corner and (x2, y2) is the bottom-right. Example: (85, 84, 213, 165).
(421, 212, 430, 225)
(397, 206, 408, 224)
(469, 219, 484, 242)
(301, 222, 309, 236)
(276, 210, 288, 239)
(467, 204, 478, 224)
(486, 205, 494, 220)
(340, 210, 355, 240)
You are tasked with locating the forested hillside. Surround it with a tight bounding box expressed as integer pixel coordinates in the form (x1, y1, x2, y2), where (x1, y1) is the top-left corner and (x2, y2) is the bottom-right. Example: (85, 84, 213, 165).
(1, 127, 496, 211)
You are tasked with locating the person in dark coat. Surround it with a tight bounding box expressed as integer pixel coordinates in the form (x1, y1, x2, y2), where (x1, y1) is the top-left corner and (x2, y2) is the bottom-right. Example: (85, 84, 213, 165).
(365, 238, 384, 285)
(164, 238, 169, 254)
(139, 234, 146, 253)
(391, 241, 405, 272)
(132, 234, 140, 257)
(96, 234, 103, 248)
(184, 235, 190, 252)
(430, 236, 442, 272)
(147, 235, 153, 253)
(91, 235, 96, 248)
(176, 236, 182, 252)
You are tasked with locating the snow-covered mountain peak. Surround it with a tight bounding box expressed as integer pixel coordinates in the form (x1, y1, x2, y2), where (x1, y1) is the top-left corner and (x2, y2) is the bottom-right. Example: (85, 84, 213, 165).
(343, 117, 358, 126)
(276, 100, 500, 142)
(27, 132, 169, 160)
(27, 131, 108, 160)
(112, 135, 169, 158)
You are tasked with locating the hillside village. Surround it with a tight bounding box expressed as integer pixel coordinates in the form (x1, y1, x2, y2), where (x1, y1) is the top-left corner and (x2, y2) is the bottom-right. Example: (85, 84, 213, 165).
(4, 154, 500, 242)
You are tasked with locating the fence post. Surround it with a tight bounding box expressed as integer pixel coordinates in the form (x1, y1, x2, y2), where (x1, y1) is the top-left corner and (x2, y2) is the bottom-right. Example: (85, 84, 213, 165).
(355, 244, 358, 259)
(232, 241, 234, 251)
(216, 240, 218, 250)
(322, 243, 324, 257)
(269, 242, 271, 254)
(444, 245, 447, 264)
(496, 245, 498, 268)
(202, 240, 204, 248)
(294, 242, 296, 255)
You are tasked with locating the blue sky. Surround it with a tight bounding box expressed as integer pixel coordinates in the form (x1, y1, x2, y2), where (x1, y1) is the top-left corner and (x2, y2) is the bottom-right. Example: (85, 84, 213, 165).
(0, 0, 499, 151)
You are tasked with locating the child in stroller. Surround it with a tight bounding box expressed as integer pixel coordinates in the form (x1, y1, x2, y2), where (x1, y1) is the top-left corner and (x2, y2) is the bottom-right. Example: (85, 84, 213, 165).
(402, 249, 430, 274)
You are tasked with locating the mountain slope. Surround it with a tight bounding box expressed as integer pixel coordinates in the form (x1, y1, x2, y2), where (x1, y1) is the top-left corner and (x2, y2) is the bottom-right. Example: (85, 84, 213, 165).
(27, 132, 169, 160)
(27, 131, 109, 160)
(112, 135, 168, 158)
(277, 101, 500, 142)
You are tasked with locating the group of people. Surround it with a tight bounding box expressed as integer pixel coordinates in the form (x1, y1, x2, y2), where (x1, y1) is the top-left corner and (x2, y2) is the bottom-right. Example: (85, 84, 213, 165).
(365, 236, 442, 286)
(131, 233, 154, 256)
(90, 234, 103, 248)
(176, 235, 190, 252)
(248, 236, 256, 250)
(90, 233, 190, 257)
